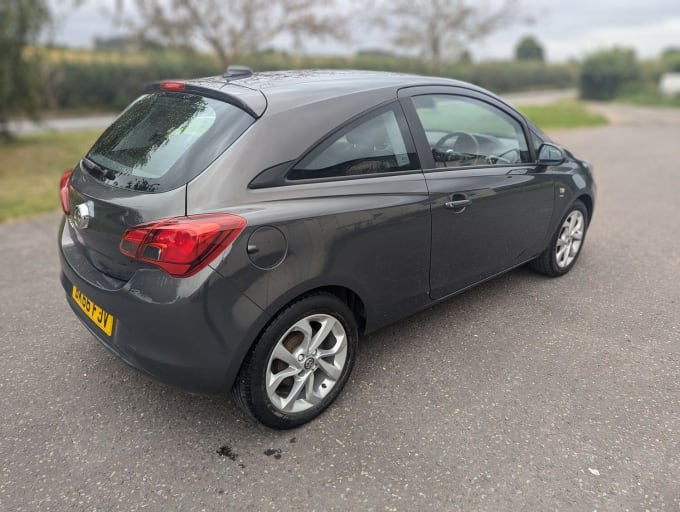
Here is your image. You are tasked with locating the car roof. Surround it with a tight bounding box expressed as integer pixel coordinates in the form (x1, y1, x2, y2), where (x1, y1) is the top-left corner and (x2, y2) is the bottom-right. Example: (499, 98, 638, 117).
(184, 69, 492, 117)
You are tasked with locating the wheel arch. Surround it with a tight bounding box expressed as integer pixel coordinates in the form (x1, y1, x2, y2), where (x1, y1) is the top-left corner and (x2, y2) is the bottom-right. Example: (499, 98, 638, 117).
(265, 282, 368, 335)
(226, 280, 368, 391)
(576, 193, 594, 224)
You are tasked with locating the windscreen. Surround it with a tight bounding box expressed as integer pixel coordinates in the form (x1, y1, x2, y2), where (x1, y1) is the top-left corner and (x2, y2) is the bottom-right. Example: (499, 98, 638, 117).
(85, 92, 254, 192)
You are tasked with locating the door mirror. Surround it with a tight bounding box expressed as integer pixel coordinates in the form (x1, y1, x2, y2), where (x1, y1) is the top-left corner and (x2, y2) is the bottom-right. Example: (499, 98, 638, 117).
(537, 143, 565, 166)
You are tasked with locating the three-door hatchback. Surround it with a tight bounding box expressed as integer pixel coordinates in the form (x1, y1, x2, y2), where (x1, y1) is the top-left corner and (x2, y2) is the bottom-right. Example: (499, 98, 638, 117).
(59, 69, 595, 428)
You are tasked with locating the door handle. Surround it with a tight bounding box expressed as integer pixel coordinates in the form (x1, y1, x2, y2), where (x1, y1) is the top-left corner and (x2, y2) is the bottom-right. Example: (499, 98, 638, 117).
(445, 195, 472, 212)
(445, 199, 471, 208)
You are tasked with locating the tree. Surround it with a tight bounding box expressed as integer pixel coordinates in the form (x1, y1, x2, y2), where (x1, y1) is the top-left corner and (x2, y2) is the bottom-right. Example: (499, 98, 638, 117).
(0, 0, 50, 139)
(515, 35, 544, 62)
(375, 0, 522, 75)
(131, 0, 347, 68)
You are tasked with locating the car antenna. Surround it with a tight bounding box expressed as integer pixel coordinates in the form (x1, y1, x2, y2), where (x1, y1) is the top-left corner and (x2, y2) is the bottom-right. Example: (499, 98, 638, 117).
(223, 65, 253, 80)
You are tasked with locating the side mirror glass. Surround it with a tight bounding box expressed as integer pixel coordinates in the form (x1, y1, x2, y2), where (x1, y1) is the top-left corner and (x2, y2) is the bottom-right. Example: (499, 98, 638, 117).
(537, 143, 565, 166)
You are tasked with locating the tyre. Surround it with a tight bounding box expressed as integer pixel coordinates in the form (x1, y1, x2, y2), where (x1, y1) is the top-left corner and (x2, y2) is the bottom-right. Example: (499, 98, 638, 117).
(233, 292, 358, 429)
(530, 200, 589, 277)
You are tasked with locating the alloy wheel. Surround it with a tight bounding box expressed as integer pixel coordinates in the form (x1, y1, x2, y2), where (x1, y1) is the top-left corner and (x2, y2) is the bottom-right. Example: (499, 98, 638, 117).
(555, 210, 585, 269)
(265, 314, 348, 414)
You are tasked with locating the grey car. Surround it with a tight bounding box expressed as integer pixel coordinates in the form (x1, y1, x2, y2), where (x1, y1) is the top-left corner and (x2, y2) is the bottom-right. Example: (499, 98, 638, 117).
(58, 69, 595, 429)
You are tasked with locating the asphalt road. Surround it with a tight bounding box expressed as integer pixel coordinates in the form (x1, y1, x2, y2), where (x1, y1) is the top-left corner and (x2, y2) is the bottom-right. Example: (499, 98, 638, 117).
(1, 104, 679, 511)
(7, 115, 118, 136)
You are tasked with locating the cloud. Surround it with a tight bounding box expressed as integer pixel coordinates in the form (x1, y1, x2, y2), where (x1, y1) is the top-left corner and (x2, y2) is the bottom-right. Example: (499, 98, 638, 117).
(544, 17, 680, 60)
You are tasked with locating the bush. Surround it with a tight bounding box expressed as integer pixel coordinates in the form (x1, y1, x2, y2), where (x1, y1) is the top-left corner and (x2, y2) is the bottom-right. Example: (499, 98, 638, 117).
(579, 48, 642, 100)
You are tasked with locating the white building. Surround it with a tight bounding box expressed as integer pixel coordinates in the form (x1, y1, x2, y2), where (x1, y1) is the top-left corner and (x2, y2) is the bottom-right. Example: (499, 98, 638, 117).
(659, 73, 680, 97)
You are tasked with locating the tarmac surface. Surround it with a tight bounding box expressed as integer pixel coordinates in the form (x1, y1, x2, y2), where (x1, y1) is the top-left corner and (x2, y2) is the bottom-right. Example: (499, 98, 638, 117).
(1, 103, 679, 511)
(7, 114, 118, 136)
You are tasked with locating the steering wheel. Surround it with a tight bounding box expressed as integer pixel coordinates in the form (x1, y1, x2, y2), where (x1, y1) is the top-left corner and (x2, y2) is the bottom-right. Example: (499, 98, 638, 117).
(486, 148, 521, 165)
(434, 131, 475, 149)
(433, 131, 479, 165)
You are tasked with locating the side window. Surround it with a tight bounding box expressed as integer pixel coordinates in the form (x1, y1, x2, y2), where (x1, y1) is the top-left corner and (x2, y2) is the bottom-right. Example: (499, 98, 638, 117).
(288, 107, 417, 180)
(412, 95, 530, 168)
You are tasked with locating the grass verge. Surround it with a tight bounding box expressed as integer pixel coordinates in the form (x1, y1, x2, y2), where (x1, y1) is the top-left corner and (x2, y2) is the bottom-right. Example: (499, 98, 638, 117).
(518, 101, 608, 130)
(616, 90, 680, 108)
(0, 130, 100, 223)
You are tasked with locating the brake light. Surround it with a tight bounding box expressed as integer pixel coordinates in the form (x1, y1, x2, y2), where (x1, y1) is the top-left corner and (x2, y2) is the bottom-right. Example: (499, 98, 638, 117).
(119, 213, 247, 277)
(60, 170, 73, 214)
(160, 81, 186, 92)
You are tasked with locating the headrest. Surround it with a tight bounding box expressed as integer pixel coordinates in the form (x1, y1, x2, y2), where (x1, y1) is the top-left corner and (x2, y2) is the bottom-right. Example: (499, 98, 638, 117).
(346, 118, 389, 147)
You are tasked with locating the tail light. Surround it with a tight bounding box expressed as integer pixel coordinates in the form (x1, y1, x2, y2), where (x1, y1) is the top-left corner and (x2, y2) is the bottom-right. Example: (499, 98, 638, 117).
(60, 170, 73, 214)
(119, 213, 247, 278)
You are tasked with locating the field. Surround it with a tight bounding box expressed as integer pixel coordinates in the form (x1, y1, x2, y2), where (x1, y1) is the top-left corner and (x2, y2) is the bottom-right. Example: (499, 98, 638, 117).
(518, 101, 608, 129)
(0, 130, 100, 222)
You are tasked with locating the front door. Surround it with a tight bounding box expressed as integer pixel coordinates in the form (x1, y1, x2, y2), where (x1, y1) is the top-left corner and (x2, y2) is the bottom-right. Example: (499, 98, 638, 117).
(401, 91, 554, 300)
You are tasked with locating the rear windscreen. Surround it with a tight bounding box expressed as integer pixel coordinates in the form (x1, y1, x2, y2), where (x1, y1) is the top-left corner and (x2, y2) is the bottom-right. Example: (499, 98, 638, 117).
(84, 92, 254, 192)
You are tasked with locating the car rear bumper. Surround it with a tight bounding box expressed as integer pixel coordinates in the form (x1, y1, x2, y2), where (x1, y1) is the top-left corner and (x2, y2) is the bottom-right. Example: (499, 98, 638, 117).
(58, 218, 268, 394)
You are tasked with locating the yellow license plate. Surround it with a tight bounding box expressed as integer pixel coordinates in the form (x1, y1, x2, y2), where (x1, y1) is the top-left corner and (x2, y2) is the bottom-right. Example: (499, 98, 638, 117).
(71, 285, 115, 336)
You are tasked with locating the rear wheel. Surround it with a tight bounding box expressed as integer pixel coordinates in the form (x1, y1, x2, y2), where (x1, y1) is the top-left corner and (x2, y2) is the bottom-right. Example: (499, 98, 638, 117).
(530, 200, 589, 277)
(233, 293, 358, 429)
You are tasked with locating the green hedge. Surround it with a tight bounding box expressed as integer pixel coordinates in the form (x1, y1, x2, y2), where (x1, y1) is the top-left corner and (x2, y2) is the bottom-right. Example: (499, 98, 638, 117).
(42, 50, 222, 110)
(445, 61, 576, 93)
(41, 48, 577, 111)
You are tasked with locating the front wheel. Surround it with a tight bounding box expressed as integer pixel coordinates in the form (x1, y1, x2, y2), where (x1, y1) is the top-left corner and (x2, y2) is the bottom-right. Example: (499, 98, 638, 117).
(233, 293, 358, 429)
(530, 200, 589, 277)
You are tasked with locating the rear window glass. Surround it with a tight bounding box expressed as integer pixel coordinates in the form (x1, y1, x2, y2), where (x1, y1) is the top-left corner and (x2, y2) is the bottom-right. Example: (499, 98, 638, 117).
(85, 92, 254, 192)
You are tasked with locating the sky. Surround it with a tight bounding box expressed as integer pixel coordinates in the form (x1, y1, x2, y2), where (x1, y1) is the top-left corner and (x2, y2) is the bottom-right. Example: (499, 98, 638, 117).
(47, 0, 680, 62)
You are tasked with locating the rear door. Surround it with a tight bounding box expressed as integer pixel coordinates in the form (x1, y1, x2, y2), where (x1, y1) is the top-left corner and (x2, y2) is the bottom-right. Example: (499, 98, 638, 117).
(399, 87, 555, 300)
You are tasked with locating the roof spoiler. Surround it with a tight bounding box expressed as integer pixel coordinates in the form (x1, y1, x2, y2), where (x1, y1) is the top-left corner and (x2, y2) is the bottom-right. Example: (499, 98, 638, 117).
(144, 80, 261, 118)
